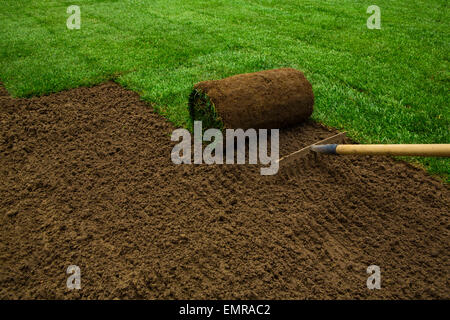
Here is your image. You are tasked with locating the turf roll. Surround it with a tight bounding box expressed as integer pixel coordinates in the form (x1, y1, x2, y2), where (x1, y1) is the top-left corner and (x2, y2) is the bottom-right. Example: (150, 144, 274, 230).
(189, 68, 314, 130)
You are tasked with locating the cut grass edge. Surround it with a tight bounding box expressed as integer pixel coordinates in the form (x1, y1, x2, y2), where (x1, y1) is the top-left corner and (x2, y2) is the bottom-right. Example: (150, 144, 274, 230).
(1, 79, 448, 184)
(188, 88, 224, 132)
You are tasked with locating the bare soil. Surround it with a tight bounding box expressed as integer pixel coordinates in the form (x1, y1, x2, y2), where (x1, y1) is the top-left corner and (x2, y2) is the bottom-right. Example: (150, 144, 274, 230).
(0, 82, 448, 299)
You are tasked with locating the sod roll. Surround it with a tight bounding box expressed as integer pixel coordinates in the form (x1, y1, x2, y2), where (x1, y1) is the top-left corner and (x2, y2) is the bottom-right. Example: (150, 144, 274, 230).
(189, 68, 314, 130)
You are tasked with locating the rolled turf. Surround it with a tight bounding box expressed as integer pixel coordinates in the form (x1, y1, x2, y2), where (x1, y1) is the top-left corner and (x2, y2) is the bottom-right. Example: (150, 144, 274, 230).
(188, 68, 314, 130)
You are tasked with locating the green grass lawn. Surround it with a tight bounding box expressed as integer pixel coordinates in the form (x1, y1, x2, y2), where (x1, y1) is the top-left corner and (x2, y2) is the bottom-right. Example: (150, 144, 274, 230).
(1, 0, 449, 180)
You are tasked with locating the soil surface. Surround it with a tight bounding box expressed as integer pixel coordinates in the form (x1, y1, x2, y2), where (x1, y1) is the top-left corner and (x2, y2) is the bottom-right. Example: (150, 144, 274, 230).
(0, 82, 449, 299)
(192, 68, 314, 129)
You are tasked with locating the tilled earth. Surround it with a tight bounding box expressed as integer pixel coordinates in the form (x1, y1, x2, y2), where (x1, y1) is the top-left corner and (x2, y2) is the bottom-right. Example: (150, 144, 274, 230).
(0, 82, 449, 299)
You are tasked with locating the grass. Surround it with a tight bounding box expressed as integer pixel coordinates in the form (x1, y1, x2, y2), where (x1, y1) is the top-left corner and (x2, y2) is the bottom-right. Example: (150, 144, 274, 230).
(189, 89, 224, 132)
(0, 0, 449, 180)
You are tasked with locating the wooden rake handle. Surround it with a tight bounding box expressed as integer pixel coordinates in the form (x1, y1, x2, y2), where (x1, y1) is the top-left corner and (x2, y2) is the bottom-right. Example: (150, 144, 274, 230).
(311, 144, 450, 157)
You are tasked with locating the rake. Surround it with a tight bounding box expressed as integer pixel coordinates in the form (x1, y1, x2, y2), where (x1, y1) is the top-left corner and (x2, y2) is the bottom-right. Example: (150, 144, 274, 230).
(277, 132, 450, 166)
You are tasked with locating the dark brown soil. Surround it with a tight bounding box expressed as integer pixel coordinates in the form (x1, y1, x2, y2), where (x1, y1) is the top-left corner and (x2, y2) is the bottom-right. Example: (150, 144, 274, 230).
(192, 68, 314, 129)
(0, 82, 449, 300)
